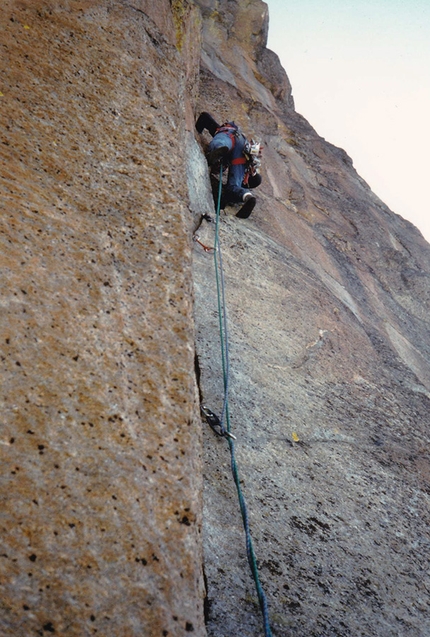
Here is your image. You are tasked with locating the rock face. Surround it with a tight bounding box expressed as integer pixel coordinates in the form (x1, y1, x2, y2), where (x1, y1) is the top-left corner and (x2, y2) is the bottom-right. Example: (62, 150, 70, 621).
(1, 1, 430, 637)
(192, 1, 430, 636)
(0, 1, 205, 636)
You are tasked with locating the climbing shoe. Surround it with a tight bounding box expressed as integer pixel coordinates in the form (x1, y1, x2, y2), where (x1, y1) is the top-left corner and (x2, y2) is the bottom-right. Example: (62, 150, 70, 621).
(206, 145, 229, 166)
(236, 193, 256, 219)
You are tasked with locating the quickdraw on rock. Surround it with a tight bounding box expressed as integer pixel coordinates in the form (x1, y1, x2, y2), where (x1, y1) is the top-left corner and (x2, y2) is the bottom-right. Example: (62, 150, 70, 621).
(200, 404, 236, 440)
(193, 234, 214, 253)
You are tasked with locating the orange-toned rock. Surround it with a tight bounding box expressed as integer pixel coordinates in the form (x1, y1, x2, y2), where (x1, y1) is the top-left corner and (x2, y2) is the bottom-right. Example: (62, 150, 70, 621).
(0, 1, 205, 635)
(2, 0, 430, 636)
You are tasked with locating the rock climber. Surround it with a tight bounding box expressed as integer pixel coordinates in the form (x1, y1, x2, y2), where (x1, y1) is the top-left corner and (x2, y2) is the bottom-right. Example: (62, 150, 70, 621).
(195, 111, 262, 219)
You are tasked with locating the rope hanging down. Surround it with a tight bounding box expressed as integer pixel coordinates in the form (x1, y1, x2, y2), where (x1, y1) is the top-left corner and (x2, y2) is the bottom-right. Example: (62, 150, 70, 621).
(211, 165, 273, 637)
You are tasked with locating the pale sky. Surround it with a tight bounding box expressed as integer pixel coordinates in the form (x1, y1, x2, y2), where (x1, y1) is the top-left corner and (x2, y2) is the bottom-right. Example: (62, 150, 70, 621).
(266, 0, 430, 243)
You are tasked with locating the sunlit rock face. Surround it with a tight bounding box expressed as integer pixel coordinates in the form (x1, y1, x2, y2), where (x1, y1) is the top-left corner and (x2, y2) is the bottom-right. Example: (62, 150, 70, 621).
(1, 1, 430, 636)
(193, 1, 430, 636)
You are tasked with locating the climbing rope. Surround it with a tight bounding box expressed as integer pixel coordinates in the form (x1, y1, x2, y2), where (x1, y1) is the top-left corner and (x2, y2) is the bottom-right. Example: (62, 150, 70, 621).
(213, 167, 230, 433)
(210, 165, 273, 637)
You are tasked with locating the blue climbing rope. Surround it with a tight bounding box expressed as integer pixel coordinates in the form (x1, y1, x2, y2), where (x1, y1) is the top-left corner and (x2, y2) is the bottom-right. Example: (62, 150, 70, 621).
(212, 165, 273, 637)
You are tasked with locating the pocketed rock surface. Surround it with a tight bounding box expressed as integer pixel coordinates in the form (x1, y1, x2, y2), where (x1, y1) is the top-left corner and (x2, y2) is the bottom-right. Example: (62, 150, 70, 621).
(1, 1, 430, 637)
(0, 2, 205, 636)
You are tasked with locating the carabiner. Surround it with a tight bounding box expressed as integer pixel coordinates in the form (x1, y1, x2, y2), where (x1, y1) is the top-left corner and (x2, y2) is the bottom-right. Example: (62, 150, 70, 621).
(193, 234, 215, 253)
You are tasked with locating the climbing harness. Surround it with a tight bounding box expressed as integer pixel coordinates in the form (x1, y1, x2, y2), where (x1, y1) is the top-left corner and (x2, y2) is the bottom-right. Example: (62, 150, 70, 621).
(231, 156, 247, 165)
(230, 138, 262, 189)
(202, 163, 273, 637)
(209, 124, 262, 193)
